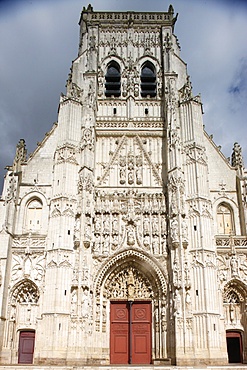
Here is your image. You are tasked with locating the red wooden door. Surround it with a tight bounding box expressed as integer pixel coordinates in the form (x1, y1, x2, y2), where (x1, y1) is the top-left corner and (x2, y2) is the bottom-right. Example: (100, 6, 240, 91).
(110, 301, 151, 364)
(18, 331, 35, 364)
(132, 302, 151, 364)
(110, 302, 129, 364)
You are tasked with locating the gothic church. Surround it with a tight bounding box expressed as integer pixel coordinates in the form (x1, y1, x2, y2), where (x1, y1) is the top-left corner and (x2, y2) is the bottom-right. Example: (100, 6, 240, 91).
(0, 4, 247, 367)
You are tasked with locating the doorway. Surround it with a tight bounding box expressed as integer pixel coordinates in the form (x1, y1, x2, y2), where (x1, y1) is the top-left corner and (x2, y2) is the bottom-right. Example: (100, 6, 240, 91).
(18, 330, 35, 364)
(110, 301, 151, 364)
(226, 331, 243, 363)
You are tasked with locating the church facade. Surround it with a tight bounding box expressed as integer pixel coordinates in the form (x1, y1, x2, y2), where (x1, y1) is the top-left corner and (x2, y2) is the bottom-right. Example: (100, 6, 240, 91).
(0, 5, 247, 366)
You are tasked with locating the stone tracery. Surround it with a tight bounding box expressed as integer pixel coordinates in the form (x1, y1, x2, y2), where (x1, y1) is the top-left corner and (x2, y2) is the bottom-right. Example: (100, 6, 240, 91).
(11, 279, 40, 304)
(104, 265, 154, 300)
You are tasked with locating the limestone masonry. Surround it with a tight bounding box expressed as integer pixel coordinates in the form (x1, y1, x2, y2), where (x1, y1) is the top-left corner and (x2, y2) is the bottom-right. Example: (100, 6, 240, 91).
(0, 4, 247, 367)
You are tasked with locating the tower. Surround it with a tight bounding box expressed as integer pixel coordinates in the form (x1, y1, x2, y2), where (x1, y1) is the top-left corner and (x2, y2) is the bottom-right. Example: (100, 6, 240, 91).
(0, 4, 246, 366)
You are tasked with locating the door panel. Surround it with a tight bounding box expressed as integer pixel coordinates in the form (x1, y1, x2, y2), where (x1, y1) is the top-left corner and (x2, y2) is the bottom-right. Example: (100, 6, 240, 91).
(18, 331, 35, 364)
(132, 302, 151, 364)
(110, 302, 129, 364)
(110, 301, 151, 364)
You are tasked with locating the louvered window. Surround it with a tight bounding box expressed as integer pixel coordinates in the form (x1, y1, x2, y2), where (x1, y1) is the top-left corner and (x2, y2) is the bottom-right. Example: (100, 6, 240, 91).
(141, 62, 156, 97)
(105, 62, 121, 97)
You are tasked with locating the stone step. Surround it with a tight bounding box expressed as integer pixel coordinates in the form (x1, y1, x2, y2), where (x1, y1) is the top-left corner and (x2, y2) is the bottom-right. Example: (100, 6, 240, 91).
(1, 366, 247, 370)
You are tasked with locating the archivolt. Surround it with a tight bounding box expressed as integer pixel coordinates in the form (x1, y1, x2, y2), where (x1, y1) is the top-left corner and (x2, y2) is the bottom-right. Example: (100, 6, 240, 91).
(11, 279, 40, 304)
(223, 279, 247, 303)
(94, 248, 167, 299)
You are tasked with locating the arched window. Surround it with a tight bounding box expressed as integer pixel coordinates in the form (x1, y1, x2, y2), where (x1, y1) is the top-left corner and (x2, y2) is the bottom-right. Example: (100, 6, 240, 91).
(25, 199, 43, 231)
(217, 203, 234, 235)
(140, 62, 156, 97)
(105, 61, 121, 97)
(12, 280, 40, 304)
(226, 291, 240, 304)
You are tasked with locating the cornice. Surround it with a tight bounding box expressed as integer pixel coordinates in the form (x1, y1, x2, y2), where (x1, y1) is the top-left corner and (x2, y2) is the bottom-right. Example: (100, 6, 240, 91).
(80, 10, 176, 28)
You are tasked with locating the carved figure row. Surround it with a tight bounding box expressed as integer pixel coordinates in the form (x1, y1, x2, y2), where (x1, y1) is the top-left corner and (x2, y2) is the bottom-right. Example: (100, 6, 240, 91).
(92, 225, 167, 256)
(93, 212, 166, 236)
(94, 190, 166, 215)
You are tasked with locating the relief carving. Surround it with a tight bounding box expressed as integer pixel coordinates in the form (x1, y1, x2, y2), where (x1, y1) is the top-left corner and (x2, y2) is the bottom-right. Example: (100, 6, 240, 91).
(104, 266, 153, 300)
(80, 128, 94, 151)
(11, 254, 45, 283)
(92, 190, 167, 257)
(99, 135, 162, 187)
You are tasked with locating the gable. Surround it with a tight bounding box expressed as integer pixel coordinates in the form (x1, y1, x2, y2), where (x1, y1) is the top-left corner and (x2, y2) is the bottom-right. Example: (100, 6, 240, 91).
(95, 134, 163, 188)
(204, 132, 237, 192)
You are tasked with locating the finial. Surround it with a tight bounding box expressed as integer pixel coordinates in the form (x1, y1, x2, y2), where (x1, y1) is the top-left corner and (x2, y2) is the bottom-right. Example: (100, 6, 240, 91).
(13, 139, 27, 172)
(168, 4, 174, 14)
(231, 142, 243, 168)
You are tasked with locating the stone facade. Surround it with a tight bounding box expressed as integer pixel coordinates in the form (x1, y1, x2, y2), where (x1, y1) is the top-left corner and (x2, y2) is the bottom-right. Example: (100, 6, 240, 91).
(0, 4, 247, 367)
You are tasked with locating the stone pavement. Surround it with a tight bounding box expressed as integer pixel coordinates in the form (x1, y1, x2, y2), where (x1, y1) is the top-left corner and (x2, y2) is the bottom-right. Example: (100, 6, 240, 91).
(1, 366, 247, 370)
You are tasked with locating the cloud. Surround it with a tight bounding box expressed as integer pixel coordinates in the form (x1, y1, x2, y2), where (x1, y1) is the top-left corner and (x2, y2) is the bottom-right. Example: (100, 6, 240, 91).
(0, 0, 247, 192)
(229, 58, 247, 98)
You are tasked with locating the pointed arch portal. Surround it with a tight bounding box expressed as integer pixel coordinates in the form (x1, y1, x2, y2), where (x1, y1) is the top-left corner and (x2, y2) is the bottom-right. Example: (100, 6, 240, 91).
(94, 249, 168, 364)
(223, 280, 247, 364)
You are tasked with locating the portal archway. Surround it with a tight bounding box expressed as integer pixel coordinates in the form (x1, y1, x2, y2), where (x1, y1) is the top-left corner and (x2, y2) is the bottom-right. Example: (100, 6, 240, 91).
(223, 280, 247, 363)
(94, 249, 168, 363)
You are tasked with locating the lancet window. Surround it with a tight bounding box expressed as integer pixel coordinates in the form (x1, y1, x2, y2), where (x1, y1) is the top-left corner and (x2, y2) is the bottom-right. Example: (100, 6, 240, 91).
(217, 203, 234, 235)
(105, 61, 121, 97)
(140, 61, 156, 97)
(25, 199, 43, 231)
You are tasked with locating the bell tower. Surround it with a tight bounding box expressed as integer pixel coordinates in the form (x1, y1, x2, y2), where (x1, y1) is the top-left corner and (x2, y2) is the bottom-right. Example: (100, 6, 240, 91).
(4, 4, 247, 367)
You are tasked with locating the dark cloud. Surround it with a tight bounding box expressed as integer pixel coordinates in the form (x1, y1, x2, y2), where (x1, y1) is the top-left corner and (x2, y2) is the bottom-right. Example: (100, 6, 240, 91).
(229, 58, 247, 96)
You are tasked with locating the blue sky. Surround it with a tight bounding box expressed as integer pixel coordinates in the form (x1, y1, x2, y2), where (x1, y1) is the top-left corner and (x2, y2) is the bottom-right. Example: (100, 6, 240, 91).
(0, 0, 247, 192)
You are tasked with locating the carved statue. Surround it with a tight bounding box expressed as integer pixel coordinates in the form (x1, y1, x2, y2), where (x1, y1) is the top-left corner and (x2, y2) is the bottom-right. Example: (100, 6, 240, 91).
(161, 215, 166, 235)
(171, 217, 179, 243)
(152, 235, 159, 254)
(94, 215, 101, 233)
(84, 218, 91, 241)
(143, 216, 150, 235)
(127, 270, 135, 300)
(152, 215, 159, 234)
(128, 170, 134, 185)
(136, 168, 142, 185)
(102, 235, 110, 255)
(81, 288, 90, 318)
(112, 235, 118, 250)
(112, 216, 119, 234)
(103, 215, 110, 234)
(181, 217, 188, 243)
(127, 228, 135, 246)
(93, 234, 101, 254)
(81, 128, 94, 151)
(119, 168, 126, 184)
(143, 235, 150, 249)
(174, 289, 181, 316)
